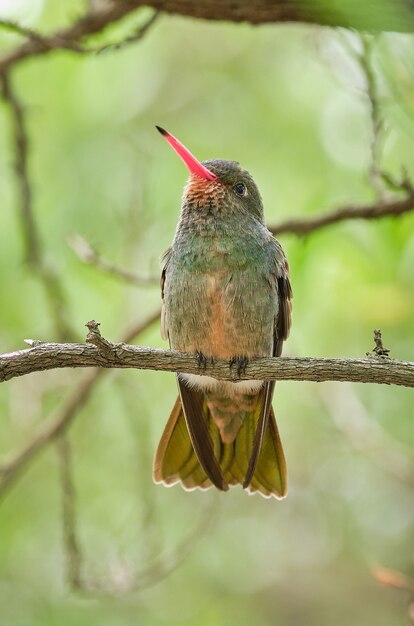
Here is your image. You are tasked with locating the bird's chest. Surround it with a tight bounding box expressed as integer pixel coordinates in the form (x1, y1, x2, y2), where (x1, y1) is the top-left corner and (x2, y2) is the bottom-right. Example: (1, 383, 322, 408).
(165, 269, 233, 353)
(165, 263, 275, 359)
(202, 273, 237, 356)
(164, 225, 276, 357)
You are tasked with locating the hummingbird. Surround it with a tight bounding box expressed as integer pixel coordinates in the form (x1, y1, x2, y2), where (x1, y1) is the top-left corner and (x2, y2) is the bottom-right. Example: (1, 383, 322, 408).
(153, 127, 292, 498)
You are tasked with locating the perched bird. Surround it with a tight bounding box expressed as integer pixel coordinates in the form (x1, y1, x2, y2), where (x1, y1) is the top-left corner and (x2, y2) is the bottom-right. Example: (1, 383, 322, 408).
(153, 127, 292, 498)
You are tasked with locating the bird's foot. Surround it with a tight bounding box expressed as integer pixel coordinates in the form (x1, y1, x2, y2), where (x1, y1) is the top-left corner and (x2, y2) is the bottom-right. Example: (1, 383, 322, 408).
(195, 351, 208, 371)
(229, 355, 249, 378)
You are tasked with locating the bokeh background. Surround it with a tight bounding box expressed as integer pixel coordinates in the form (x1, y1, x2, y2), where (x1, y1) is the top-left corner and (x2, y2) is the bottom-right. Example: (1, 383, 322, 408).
(0, 1, 414, 625)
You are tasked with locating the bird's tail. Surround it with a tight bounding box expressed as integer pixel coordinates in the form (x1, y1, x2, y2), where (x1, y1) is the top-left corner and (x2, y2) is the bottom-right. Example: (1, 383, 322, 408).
(153, 394, 287, 499)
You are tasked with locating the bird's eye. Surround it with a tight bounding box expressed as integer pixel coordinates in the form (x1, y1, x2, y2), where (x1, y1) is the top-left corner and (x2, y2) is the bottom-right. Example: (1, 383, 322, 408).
(233, 182, 247, 197)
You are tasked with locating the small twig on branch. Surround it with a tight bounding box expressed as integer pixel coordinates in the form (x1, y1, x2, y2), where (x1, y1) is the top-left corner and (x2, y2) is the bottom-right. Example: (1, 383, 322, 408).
(370, 328, 391, 357)
(0, 19, 56, 46)
(85, 319, 114, 352)
(69, 234, 158, 287)
(1, 325, 413, 388)
(269, 188, 414, 236)
(0, 11, 160, 56)
(92, 10, 160, 54)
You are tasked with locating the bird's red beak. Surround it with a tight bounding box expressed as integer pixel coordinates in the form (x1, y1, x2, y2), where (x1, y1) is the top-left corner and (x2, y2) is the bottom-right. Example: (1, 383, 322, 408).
(156, 126, 217, 181)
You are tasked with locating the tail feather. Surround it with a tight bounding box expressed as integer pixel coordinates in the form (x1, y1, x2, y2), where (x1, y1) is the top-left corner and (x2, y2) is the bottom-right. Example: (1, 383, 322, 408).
(154, 395, 287, 499)
(230, 402, 287, 497)
(153, 395, 211, 491)
(245, 407, 287, 497)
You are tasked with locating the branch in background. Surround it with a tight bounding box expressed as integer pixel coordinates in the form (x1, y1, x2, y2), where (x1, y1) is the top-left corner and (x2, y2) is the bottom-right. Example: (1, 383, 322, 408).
(359, 35, 385, 197)
(56, 436, 82, 590)
(320, 384, 414, 489)
(1, 73, 74, 341)
(92, 10, 160, 54)
(145, 0, 414, 31)
(1, 74, 39, 266)
(0, 1, 413, 78)
(0, 18, 55, 42)
(122, 495, 219, 595)
(269, 186, 414, 236)
(83, 494, 219, 595)
(1, 324, 413, 388)
(0, 310, 160, 495)
(0, 18, 85, 57)
(0, 5, 160, 74)
(0, 0, 413, 76)
(3, 10, 414, 249)
(69, 234, 159, 287)
(118, 377, 162, 562)
(269, 32, 414, 238)
(333, 31, 387, 198)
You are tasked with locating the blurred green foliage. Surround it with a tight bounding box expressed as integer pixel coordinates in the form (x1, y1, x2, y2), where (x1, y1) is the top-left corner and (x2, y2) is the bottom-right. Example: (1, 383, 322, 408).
(0, 2, 413, 625)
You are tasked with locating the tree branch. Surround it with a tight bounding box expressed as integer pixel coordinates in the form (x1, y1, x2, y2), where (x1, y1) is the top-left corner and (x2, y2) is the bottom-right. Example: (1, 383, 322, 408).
(69, 234, 158, 287)
(1, 73, 40, 266)
(56, 435, 82, 590)
(1, 73, 75, 340)
(269, 186, 414, 236)
(0, 5, 162, 75)
(359, 35, 385, 198)
(0, 1, 413, 79)
(1, 324, 413, 388)
(144, 0, 414, 31)
(90, 10, 160, 54)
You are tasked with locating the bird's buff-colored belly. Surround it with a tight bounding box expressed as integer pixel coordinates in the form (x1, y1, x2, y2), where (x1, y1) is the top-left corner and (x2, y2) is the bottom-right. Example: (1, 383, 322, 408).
(170, 274, 270, 395)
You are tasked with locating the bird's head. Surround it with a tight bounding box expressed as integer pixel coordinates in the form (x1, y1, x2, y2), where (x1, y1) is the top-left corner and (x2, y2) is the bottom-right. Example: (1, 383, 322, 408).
(156, 126, 264, 221)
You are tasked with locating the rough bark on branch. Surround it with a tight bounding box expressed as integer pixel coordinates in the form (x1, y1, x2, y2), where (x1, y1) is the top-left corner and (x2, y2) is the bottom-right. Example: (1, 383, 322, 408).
(1, 339, 413, 388)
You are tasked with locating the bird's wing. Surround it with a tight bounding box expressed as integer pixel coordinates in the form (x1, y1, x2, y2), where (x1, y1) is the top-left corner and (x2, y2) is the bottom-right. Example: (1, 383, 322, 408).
(243, 244, 292, 489)
(274, 254, 293, 357)
(160, 247, 171, 341)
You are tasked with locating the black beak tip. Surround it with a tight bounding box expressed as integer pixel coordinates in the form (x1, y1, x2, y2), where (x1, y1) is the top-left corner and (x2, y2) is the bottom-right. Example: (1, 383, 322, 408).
(155, 125, 167, 136)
